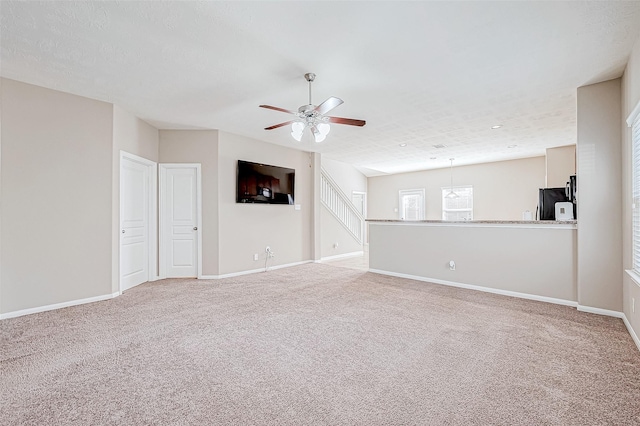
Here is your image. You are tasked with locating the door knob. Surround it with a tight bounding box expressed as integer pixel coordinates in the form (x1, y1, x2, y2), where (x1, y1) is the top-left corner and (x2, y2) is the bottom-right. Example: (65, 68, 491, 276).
(193, 227, 198, 231)
(122, 230, 125, 234)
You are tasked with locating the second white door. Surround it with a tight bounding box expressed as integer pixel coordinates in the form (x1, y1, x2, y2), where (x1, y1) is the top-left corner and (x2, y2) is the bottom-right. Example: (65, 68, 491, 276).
(160, 164, 200, 278)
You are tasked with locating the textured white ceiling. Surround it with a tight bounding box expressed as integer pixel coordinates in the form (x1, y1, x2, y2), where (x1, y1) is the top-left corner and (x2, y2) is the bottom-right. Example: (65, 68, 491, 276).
(2, 1, 640, 176)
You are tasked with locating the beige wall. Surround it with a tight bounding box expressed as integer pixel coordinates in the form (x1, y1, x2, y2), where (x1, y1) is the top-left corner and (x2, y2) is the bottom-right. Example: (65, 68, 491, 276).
(368, 156, 545, 221)
(576, 78, 622, 312)
(0, 78, 114, 314)
(623, 35, 640, 341)
(369, 223, 577, 302)
(320, 210, 363, 258)
(217, 131, 312, 275)
(159, 130, 219, 276)
(546, 145, 576, 187)
(113, 105, 159, 162)
(311, 153, 322, 261)
(112, 105, 159, 292)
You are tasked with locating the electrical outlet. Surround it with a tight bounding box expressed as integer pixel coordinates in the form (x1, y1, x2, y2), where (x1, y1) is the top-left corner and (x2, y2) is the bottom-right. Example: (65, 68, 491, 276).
(253, 254, 259, 261)
(449, 260, 456, 271)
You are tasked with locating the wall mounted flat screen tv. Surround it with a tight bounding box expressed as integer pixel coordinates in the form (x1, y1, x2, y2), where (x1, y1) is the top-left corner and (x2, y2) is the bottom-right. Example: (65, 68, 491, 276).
(236, 160, 295, 204)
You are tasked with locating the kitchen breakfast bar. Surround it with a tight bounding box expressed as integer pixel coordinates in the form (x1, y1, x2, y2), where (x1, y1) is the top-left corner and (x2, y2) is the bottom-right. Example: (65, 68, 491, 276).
(367, 220, 578, 305)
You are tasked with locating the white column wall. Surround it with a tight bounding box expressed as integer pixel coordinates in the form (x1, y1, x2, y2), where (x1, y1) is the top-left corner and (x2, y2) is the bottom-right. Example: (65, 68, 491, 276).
(576, 78, 622, 312)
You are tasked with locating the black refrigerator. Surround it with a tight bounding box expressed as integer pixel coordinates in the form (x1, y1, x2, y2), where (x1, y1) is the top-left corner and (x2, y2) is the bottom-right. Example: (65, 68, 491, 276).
(538, 188, 569, 220)
(566, 174, 577, 219)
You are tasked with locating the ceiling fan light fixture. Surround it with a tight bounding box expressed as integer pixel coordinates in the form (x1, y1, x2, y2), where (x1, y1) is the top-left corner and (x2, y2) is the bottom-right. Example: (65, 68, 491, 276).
(261, 73, 365, 143)
(291, 122, 304, 141)
(310, 126, 326, 143)
(317, 122, 330, 136)
(292, 121, 304, 133)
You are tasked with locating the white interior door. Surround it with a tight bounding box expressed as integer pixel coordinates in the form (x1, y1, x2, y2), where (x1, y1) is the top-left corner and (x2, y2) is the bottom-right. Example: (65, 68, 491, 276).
(120, 155, 153, 291)
(160, 164, 201, 278)
(399, 189, 425, 220)
(352, 192, 366, 216)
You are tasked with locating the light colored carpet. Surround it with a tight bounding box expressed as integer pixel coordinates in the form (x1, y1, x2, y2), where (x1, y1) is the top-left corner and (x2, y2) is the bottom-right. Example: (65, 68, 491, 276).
(1, 263, 639, 425)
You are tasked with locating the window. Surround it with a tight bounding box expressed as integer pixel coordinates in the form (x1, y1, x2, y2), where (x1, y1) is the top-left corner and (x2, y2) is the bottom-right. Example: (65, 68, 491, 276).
(442, 186, 473, 221)
(631, 109, 640, 273)
(399, 189, 425, 220)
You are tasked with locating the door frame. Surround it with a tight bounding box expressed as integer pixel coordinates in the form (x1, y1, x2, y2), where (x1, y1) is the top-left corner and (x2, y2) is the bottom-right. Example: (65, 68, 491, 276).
(352, 191, 367, 244)
(119, 151, 158, 293)
(159, 163, 202, 279)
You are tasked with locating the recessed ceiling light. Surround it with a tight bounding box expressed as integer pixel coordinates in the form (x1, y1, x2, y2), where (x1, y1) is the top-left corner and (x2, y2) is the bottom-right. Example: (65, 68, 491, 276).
(433, 144, 446, 149)
(491, 125, 503, 129)
(399, 143, 407, 147)
(507, 144, 517, 148)
(430, 157, 437, 160)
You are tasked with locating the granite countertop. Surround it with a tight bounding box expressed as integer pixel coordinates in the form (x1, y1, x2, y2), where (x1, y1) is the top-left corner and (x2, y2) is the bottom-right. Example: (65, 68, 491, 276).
(366, 219, 577, 225)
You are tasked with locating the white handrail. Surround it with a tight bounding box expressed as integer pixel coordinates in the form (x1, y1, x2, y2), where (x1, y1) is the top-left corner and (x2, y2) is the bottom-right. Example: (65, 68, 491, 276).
(320, 169, 364, 244)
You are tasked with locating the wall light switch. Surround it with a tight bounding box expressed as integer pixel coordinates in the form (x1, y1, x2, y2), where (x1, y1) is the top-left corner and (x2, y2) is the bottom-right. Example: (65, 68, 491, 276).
(295, 204, 301, 210)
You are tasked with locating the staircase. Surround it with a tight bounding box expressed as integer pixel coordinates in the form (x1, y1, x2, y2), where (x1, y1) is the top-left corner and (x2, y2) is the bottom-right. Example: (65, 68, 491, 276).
(320, 169, 364, 245)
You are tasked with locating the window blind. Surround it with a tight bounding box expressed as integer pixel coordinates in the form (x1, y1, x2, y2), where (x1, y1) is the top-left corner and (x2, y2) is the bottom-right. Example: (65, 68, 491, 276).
(442, 186, 473, 221)
(632, 114, 640, 273)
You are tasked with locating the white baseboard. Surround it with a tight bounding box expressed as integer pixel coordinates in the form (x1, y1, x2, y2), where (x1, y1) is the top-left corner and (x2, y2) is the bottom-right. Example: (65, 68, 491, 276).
(623, 315, 640, 352)
(0, 291, 121, 320)
(321, 251, 364, 262)
(198, 260, 313, 280)
(368, 269, 578, 308)
(3, 260, 314, 318)
(576, 305, 624, 318)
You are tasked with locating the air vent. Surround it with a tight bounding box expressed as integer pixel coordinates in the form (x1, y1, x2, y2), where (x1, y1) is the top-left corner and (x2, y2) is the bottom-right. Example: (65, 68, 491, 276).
(433, 144, 446, 149)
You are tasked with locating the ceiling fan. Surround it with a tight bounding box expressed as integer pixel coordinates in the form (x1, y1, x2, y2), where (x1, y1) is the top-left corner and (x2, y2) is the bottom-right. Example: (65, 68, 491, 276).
(260, 73, 366, 143)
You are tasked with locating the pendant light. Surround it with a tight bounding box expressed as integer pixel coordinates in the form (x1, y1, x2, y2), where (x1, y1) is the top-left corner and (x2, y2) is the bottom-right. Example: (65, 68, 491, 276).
(445, 158, 459, 199)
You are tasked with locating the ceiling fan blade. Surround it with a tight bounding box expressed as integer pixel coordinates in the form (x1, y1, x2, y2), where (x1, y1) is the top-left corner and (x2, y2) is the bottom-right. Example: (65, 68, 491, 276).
(327, 116, 366, 127)
(259, 104, 297, 115)
(265, 120, 295, 130)
(314, 97, 343, 115)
